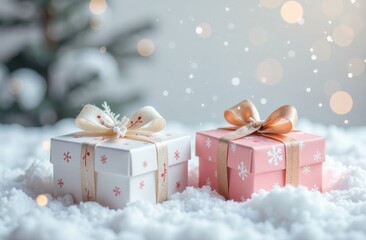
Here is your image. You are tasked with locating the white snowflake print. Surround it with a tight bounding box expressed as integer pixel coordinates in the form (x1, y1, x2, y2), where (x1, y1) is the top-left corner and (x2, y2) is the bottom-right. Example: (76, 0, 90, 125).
(272, 182, 280, 189)
(237, 161, 248, 181)
(208, 156, 212, 162)
(205, 137, 212, 148)
(205, 177, 212, 186)
(297, 140, 305, 150)
(311, 185, 319, 191)
(230, 143, 237, 153)
(214, 171, 217, 178)
(240, 195, 246, 202)
(267, 146, 283, 166)
(303, 166, 311, 174)
(313, 151, 322, 162)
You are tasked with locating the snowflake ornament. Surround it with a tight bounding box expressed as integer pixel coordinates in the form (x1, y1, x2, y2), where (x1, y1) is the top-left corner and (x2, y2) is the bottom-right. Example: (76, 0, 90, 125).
(205, 137, 212, 148)
(313, 151, 322, 162)
(100, 101, 129, 138)
(237, 161, 248, 181)
(267, 146, 283, 166)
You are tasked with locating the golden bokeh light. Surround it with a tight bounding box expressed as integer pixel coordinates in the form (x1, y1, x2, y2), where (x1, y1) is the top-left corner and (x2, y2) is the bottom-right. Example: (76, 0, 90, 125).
(249, 27, 268, 46)
(260, 0, 283, 8)
(257, 58, 283, 85)
(89, 0, 107, 15)
(195, 22, 212, 39)
(324, 80, 341, 96)
(323, 0, 343, 18)
(311, 40, 332, 61)
(341, 14, 364, 34)
(36, 194, 48, 207)
(280, 1, 303, 24)
(330, 91, 353, 115)
(137, 39, 155, 57)
(347, 58, 365, 77)
(42, 140, 51, 150)
(333, 25, 354, 47)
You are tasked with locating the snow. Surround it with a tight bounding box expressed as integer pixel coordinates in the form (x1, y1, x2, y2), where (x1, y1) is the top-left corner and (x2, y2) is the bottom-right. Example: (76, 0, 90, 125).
(1, 119, 366, 240)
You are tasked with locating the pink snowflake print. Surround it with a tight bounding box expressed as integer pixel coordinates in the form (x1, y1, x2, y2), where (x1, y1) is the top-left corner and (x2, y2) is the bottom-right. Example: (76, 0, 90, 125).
(113, 186, 121, 197)
(63, 151, 72, 162)
(174, 150, 180, 160)
(176, 181, 181, 191)
(100, 154, 108, 164)
(139, 180, 145, 190)
(142, 160, 148, 168)
(85, 188, 93, 201)
(129, 116, 143, 128)
(57, 178, 64, 188)
(161, 163, 168, 182)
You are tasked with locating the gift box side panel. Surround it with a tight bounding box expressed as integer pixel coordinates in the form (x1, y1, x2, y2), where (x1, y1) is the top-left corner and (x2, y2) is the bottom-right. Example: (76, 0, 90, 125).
(228, 169, 255, 201)
(51, 138, 82, 168)
(167, 161, 188, 196)
(53, 164, 82, 202)
(298, 163, 323, 191)
(96, 172, 131, 209)
(198, 158, 218, 190)
(165, 135, 191, 166)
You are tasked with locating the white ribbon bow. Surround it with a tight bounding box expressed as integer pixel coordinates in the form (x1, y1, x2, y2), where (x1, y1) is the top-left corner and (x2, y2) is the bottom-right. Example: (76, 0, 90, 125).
(75, 102, 166, 137)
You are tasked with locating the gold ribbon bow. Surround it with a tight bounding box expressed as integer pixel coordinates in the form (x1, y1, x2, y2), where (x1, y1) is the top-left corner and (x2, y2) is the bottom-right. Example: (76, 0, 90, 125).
(75, 102, 169, 203)
(217, 99, 299, 199)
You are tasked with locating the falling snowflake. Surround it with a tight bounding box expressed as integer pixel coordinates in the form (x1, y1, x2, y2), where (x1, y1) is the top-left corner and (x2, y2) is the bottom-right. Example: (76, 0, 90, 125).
(303, 166, 311, 174)
(100, 154, 108, 164)
(237, 161, 248, 181)
(240, 195, 246, 202)
(267, 146, 283, 166)
(205, 177, 212, 186)
(57, 178, 64, 188)
(63, 151, 71, 162)
(297, 140, 305, 150)
(326, 35, 333, 42)
(311, 185, 319, 191)
(113, 186, 121, 197)
(272, 182, 280, 189)
(230, 143, 237, 153)
(205, 137, 212, 148)
(139, 180, 145, 190)
(208, 156, 212, 161)
(174, 150, 180, 160)
(313, 151, 322, 162)
(142, 160, 147, 168)
(176, 181, 181, 191)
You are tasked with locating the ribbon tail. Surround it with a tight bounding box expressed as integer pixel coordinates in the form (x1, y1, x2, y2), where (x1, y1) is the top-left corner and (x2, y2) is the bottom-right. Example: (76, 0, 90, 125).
(217, 123, 260, 199)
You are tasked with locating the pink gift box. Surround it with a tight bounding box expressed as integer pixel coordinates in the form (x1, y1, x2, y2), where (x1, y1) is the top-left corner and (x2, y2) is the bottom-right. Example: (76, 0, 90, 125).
(196, 129, 325, 201)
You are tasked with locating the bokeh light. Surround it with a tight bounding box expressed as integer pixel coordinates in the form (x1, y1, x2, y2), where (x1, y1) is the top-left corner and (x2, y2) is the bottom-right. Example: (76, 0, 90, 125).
(330, 91, 353, 115)
(249, 27, 268, 46)
(36, 194, 48, 207)
(257, 58, 283, 85)
(280, 1, 304, 24)
(260, 0, 283, 8)
(195, 22, 212, 39)
(231, 77, 240, 86)
(341, 14, 364, 34)
(311, 40, 332, 61)
(347, 58, 365, 77)
(89, 0, 107, 15)
(333, 25, 354, 47)
(323, 0, 343, 18)
(137, 39, 155, 57)
(42, 140, 50, 150)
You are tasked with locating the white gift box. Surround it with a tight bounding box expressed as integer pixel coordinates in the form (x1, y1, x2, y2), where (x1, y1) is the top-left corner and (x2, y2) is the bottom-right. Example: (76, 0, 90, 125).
(50, 132, 190, 209)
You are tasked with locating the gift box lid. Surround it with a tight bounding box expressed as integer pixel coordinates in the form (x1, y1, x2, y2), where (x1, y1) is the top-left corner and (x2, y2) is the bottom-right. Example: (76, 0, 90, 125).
(196, 128, 325, 174)
(51, 132, 191, 177)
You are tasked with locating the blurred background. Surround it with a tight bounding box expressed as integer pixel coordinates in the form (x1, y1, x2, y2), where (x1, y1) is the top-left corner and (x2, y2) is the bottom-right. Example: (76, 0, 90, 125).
(0, 0, 365, 127)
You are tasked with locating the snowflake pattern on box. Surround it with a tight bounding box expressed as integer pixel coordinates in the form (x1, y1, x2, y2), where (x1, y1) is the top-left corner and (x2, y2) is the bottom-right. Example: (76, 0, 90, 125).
(267, 146, 283, 166)
(63, 151, 71, 162)
(237, 161, 248, 181)
(272, 182, 280, 189)
(113, 186, 121, 197)
(205, 177, 212, 186)
(100, 154, 108, 164)
(214, 170, 217, 178)
(57, 178, 64, 188)
(230, 143, 237, 153)
(240, 195, 246, 202)
(142, 160, 147, 168)
(208, 156, 212, 162)
(205, 137, 212, 148)
(174, 150, 180, 160)
(311, 185, 319, 191)
(175, 181, 181, 191)
(303, 166, 311, 174)
(139, 180, 145, 190)
(313, 151, 322, 162)
(297, 140, 305, 150)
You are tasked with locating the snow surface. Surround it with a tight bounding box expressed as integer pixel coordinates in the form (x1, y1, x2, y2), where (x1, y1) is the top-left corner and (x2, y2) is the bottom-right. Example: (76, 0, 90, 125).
(1, 119, 366, 240)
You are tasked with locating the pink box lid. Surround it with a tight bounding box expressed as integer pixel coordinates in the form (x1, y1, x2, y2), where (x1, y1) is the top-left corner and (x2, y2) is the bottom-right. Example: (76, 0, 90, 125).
(196, 128, 325, 174)
(51, 132, 190, 177)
